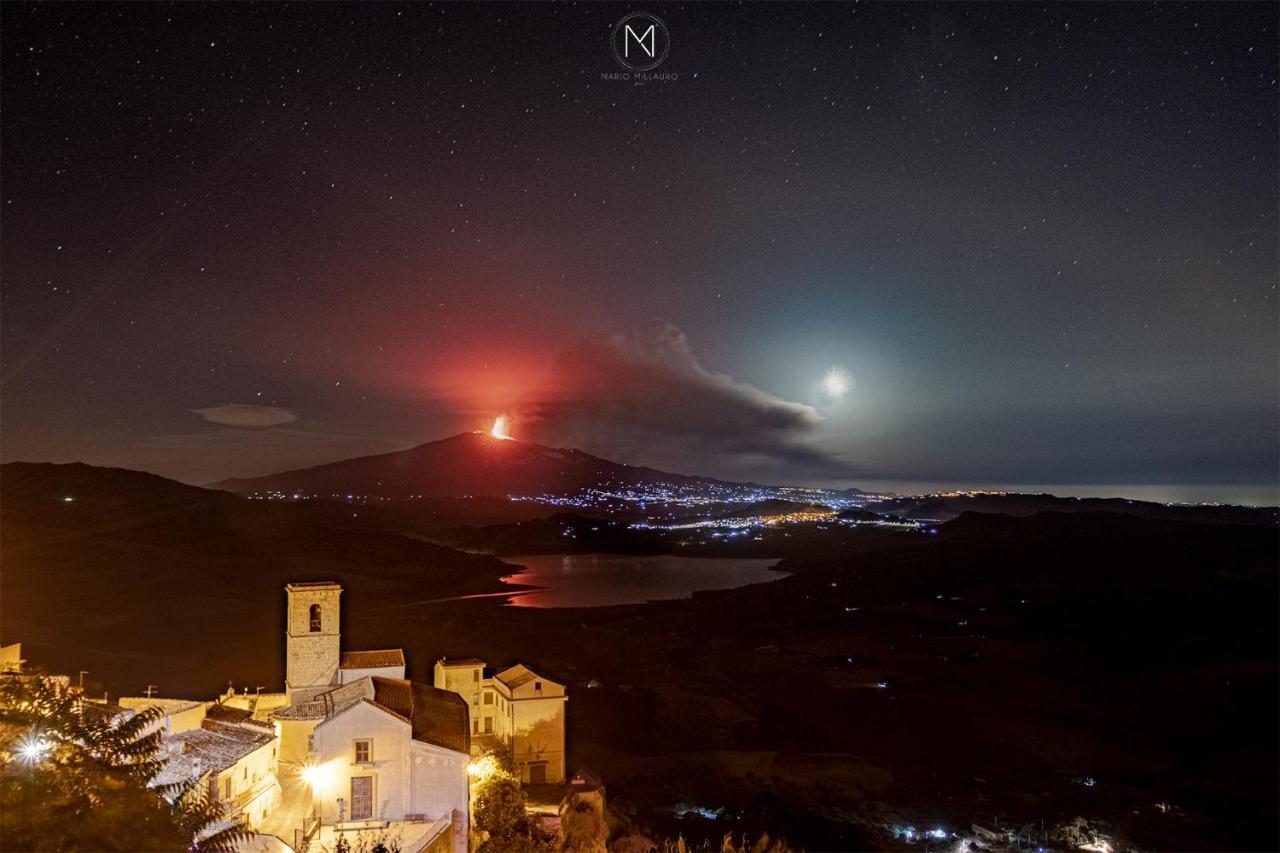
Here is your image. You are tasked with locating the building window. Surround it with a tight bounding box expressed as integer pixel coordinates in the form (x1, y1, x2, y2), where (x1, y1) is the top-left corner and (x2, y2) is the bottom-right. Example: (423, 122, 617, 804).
(534, 681, 542, 693)
(484, 717, 493, 734)
(472, 669, 479, 682)
(483, 691, 494, 705)
(224, 778, 231, 800)
(309, 604, 322, 632)
(355, 739, 371, 764)
(472, 692, 479, 705)
(473, 719, 479, 735)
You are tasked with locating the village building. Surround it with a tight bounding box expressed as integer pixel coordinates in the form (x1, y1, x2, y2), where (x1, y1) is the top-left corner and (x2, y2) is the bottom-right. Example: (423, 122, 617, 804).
(267, 582, 470, 853)
(433, 658, 568, 784)
(12, 580, 568, 852)
(220, 686, 292, 722)
(339, 648, 407, 683)
(149, 705, 282, 830)
(119, 696, 208, 735)
(0, 642, 26, 674)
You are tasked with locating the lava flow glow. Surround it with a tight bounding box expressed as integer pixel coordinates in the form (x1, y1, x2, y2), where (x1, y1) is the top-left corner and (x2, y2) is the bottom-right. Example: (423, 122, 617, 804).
(490, 415, 514, 440)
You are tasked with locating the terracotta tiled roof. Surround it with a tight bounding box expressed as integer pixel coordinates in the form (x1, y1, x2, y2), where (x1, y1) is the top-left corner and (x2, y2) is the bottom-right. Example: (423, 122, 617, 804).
(120, 697, 203, 715)
(372, 677, 471, 754)
(370, 676, 413, 714)
(205, 703, 253, 725)
(158, 726, 272, 779)
(436, 657, 485, 667)
(275, 671, 471, 753)
(274, 676, 470, 754)
(271, 679, 371, 720)
(494, 664, 538, 689)
(340, 649, 405, 670)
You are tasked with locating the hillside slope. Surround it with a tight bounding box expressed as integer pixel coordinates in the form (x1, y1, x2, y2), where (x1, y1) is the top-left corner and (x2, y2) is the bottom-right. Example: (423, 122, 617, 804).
(212, 431, 729, 498)
(0, 462, 517, 697)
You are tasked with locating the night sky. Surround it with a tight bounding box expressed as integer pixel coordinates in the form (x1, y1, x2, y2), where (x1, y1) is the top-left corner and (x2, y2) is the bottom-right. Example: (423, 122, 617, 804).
(2, 3, 1276, 501)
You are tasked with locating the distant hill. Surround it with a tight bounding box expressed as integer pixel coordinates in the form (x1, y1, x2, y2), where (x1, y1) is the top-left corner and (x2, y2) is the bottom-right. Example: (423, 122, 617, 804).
(212, 431, 730, 499)
(0, 461, 519, 698)
(865, 492, 1277, 527)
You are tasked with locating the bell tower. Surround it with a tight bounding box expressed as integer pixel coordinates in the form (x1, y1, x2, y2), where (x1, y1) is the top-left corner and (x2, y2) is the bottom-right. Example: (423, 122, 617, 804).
(285, 582, 342, 704)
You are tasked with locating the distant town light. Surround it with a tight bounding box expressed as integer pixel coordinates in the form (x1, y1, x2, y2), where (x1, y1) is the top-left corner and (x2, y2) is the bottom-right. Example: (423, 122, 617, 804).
(62, 496, 74, 503)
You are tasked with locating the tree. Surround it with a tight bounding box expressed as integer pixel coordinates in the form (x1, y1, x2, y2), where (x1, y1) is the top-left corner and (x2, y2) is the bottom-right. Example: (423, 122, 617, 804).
(334, 830, 404, 853)
(719, 833, 791, 853)
(0, 674, 249, 851)
(610, 835, 658, 853)
(473, 765, 532, 852)
(1053, 816, 1113, 851)
(560, 791, 608, 853)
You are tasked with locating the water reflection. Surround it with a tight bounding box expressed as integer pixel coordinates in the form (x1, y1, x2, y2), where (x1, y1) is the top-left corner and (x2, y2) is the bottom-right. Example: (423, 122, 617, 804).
(499, 553, 785, 608)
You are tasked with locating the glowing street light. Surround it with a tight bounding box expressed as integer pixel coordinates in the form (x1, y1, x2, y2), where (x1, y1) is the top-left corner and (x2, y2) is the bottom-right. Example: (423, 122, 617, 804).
(17, 733, 50, 765)
(300, 761, 333, 791)
(466, 754, 499, 781)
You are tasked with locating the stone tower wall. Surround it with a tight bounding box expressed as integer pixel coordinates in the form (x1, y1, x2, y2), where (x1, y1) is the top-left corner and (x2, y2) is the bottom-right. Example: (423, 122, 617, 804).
(285, 583, 342, 698)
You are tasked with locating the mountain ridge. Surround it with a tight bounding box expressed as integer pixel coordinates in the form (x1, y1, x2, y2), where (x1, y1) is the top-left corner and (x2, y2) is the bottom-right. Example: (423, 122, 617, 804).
(210, 430, 746, 498)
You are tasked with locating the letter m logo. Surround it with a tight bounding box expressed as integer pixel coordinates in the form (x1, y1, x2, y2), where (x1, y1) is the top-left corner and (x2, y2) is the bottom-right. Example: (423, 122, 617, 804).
(624, 23, 656, 58)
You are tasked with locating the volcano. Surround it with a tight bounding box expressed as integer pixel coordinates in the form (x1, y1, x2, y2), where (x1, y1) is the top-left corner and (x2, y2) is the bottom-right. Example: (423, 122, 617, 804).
(211, 431, 727, 498)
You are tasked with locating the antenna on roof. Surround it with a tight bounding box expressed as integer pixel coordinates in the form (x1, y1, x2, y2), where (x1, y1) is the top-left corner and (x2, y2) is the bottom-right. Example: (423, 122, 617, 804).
(144, 684, 158, 698)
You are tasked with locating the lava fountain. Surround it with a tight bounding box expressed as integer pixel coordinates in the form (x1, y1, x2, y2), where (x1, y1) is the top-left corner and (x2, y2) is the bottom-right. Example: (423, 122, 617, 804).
(490, 415, 514, 440)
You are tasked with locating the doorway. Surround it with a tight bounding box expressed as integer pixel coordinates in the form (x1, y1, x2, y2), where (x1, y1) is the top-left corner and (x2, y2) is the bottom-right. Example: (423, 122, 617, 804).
(350, 776, 373, 820)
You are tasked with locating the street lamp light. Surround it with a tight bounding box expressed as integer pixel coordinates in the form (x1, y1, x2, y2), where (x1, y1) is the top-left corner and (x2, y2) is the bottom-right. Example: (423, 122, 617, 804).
(16, 733, 50, 765)
(466, 755, 499, 781)
(300, 760, 335, 795)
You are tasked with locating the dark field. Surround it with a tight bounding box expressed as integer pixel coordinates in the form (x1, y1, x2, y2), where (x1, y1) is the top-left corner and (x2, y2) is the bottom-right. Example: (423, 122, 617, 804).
(2, 462, 1276, 850)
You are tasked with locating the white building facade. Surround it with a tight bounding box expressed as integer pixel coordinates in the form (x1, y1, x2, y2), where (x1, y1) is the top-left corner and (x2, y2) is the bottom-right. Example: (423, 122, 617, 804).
(120, 580, 554, 852)
(272, 583, 470, 853)
(434, 658, 567, 784)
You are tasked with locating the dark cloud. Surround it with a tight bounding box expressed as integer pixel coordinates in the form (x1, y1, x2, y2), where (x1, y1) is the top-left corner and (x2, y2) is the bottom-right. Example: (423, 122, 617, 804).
(521, 323, 857, 478)
(193, 404, 297, 428)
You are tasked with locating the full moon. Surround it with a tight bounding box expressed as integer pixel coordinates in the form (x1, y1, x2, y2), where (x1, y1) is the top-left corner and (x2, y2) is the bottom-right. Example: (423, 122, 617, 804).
(821, 367, 850, 399)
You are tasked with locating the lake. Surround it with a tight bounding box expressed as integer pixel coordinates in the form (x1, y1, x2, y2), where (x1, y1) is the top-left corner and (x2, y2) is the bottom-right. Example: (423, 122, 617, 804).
(498, 553, 786, 608)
